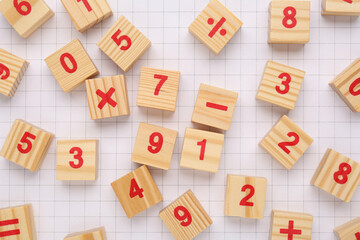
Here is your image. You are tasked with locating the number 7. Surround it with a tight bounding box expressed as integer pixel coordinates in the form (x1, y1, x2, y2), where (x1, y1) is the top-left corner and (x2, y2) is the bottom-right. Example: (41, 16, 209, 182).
(154, 74, 168, 95)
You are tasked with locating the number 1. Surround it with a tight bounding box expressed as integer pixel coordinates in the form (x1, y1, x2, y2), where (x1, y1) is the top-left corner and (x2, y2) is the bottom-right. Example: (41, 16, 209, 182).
(197, 139, 207, 160)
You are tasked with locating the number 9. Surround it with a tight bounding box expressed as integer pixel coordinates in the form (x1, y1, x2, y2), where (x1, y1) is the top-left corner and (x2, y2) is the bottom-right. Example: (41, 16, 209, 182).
(174, 206, 192, 227)
(148, 132, 163, 154)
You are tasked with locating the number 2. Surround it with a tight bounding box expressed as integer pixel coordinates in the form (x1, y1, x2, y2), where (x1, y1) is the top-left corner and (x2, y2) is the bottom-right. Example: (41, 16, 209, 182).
(17, 131, 36, 154)
(77, 0, 92, 12)
(69, 147, 83, 169)
(0, 63, 10, 80)
(148, 132, 163, 154)
(129, 178, 144, 198)
(282, 6, 297, 29)
(278, 132, 300, 154)
(276, 73, 291, 95)
(14, 0, 31, 16)
(154, 74, 168, 95)
(197, 139, 207, 160)
(240, 184, 255, 207)
(174, 206, 192, 227)
(349, 78, 360, 96)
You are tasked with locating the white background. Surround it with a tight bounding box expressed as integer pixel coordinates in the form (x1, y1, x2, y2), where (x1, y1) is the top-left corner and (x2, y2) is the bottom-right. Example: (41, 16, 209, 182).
(1, 0, 360, 239)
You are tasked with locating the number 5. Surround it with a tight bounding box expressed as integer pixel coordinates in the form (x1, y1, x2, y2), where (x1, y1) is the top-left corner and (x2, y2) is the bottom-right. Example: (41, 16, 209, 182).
(17, 131, 36, 154)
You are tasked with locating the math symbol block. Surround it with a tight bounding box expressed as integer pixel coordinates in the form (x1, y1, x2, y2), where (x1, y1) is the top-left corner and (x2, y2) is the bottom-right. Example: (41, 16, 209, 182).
(0, 48, 29, 97)
(192, 83, 238, 131)
(137, 67, 181, 112)
(111, 165, 163, 218)
(97, 16, 151, 72)
(334, 217, 360, 240)
(259, 115, 313, 170)
(322, 0, 360, 16)
(189, 0, 243, 55)
(159, 190, 212, 240)
(225, 175, 267, 219)
(86, 75, 129, 120)
(64, 227, 106, 240)
(256, 61, 305, 110)
(45, 38, 99, 92)
(269, 0, 311, 44)
(311, 149, 360, 202)
(132, 123, 178, 170)
(270, 210, 313, 240)
(0, 119, 54, 172)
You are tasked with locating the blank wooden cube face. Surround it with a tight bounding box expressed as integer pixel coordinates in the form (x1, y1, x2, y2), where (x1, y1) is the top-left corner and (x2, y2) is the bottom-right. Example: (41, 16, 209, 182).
(322, 0, 360, 16)
(111, 165, 163, 218)
(132, 123, 178, 170)
(260, 115, 313, 170)
(57, 140, 98, 181)
(64, 227, 106, 240)
(189, 0, 242, 55)
(269, 0, 311, 44)
(86, 75, 130, 120)
(311, 149, 360, 202)
(0, 48, 29, 97)
(225, 175, 267, 219)
(137, 67, 180, 111)
(97, 16, 151, 72)
(0, 119, 54, 171)
(257, 61, 305, 110)
(192, 83, 238, 130)
(159, 190, 212, 240)
(334, 217, 360, 240)
(45, 38, 99, 92)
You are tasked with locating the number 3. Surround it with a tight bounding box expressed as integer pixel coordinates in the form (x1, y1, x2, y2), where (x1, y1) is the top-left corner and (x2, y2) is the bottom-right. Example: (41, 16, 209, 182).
(17, 131, 36, 154)
(69, 147, 83, 169)
(276, 73, 291, 95)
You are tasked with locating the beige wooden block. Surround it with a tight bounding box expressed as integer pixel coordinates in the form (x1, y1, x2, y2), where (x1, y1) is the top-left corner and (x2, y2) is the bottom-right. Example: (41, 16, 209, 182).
(322, 0, 360, 16)
(334, 217, 360, 240)
(259, 115, 313, 170)
(0, 119, 54, 172)
(97, 16, 151, 72)
(269, 0, 311, 44)
(111, 165, 162, 218)
(159, 190, 212, 240)
(256, 60, 305, 110)
(180, 128, 224, 173)
(311, 148, 360, 202)
(192, 83, 238, 131)
(132, 123, 178, 170)
(329, 58, 360, 112)
(188, 0, 242, 55)
(0, 48, 29, 97)
(0, 204, 36, 240)
(64, 227, 106, 240)
(61, 0, 112, 32)
(45, 38, 99, 92)
(86, 75, 129, 120)
(137, 67, 181, 111)
(270, 210, 313, 240)
(57, 140, 98, 181)
(0, 0, 53, 38)
(225, 175, 267, 219)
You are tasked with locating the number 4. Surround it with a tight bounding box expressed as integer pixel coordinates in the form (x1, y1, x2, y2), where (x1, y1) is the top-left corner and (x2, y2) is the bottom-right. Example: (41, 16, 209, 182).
(129, 178, 144, 198)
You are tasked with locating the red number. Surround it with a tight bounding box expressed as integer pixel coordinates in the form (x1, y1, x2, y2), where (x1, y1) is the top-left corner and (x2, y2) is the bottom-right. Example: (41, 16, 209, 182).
(343, 0, 353, 3)
(148, 132, 163, 154)
(334, 163, 352, 184)
(174, 206, 192, 227)
(197, 139, 207, 160)
(69, 147, 83, 169)
(276, 73, 291, 95)
(129, 178, 144, 198)
(17, 132, 36, 154)
(278, 132, 300, 154)
(0, 63, 10, 80)
(282, 6, 297, 29)
(240, 184, 255, 207)
(112, 29, 132, 51)
(154, 74, 168, 96)
(60, 53, 77, 73)
(355, 232, 360, 240)
(77, 0, 92, 12)
(14, 0, 31, 16)
(349, 78, 360, 96)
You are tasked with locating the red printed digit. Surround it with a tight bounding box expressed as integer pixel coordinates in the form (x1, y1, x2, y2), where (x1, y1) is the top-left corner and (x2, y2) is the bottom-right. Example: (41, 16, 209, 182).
(240, 184, 255, 207)
(148, 132, 163, 154)
(77, 0, 92, 12)
(17, 132, 36, 154)
(129, 178, 144, 198)
(282, 6, 297, 29)
(355, 232, 360, 240)
(174, 206, 192, 227)
(276, 73, 291, 95)
(278, 132, 300, 154)
(343, 0, 353, 3)
(60, 53, 78, 73)
(333, 162, 352, 184)
(197, 139, 207, 160)
(14, 0, 31, 16)
(154, 74, 168, 96)
(69, 147, 83, 169)
(0, 63, 10, 80)
(112, 29, 132, 51)
(349, 78, 360, 96)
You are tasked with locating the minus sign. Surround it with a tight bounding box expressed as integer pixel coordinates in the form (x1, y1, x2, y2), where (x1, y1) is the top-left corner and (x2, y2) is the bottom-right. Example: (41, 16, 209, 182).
(206, 102, 228, 111)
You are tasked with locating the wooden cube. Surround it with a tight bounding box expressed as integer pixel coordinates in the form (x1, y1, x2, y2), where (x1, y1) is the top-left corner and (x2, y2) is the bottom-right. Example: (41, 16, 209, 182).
(0, 0, 54, 38)
(225, 175, 267, 219)
(159, 190, 212, 240)
(111, 165, 162, 218)
(45, 38, 99, 92)
(0, 48, 29, 97)
(0, 204, 36, 239)
(189, 0, 243, 55)
(322, 0, 360, 16)
(86, 75, 129, 120)
(329, 58, 360, 112)
(61, 0, 112, 32)
(269, 0, 311, 44)
(270, 210, 313, 240)
(0, 119, 54, 171)
(334, 217, 360, 240)
(311, 149, 360, 202)
(132, 123, 178, 170)
(256, 61, 305, 110)
(259, 115, 313, 170)
(97, 16, 151, 72)
(192, 83, 238, 131)
(137, 67, 181, 112)
(180, 128, 224, 173)
(64, 227, 106, 240)
(57, 140, 98, 181)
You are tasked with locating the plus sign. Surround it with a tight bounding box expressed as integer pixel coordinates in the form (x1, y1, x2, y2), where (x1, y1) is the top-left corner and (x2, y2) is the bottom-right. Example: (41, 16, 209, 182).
(355, 232, 360, 240)
(280, 220, 302, 240)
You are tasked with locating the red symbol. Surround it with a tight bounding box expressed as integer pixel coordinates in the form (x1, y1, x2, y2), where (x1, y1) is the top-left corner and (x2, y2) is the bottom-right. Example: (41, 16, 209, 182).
(206, 102, 228, 111)
(344, 0, 352, 3)
(280, 220, 302, 240)
(96, 87, 117, 109)
(112, 29, 132, 51)
(0, 218, 20, 237)
(355, 232, 360, 239)
(208, 17, 227, 38)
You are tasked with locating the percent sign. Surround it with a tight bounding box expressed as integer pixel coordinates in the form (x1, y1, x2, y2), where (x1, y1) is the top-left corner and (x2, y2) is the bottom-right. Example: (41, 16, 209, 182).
(208, 17, 227, 38)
